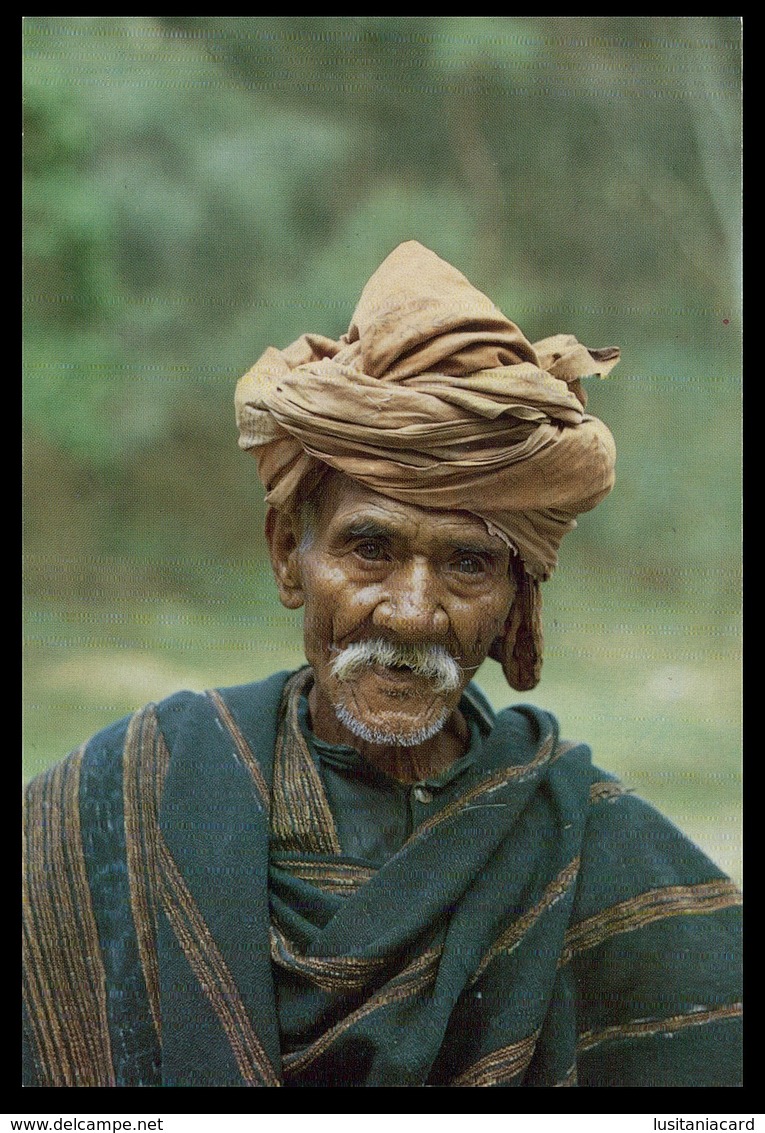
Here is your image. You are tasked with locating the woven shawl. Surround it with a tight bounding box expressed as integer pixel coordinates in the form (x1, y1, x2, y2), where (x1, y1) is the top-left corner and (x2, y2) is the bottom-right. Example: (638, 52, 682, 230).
(22, 670, 742, 1087)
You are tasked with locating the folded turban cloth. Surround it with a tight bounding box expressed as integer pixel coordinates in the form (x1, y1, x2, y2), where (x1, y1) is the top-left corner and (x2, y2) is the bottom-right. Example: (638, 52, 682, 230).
(235, 241, 619, 691)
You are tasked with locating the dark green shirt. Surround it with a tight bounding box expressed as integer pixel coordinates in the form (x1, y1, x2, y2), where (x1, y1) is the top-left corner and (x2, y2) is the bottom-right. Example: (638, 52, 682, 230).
(297, 685, 496, 866)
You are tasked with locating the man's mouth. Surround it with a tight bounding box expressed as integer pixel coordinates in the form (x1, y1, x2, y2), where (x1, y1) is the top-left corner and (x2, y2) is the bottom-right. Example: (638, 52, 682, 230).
(370, 659, 425, 682)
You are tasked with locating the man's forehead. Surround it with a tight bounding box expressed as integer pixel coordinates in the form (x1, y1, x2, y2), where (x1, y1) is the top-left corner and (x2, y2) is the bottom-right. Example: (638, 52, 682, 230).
(312, 473, 508, 549)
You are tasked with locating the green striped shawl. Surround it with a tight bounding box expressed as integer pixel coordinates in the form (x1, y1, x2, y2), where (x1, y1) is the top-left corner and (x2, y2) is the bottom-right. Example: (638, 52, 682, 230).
(22, 669, 742, 1087)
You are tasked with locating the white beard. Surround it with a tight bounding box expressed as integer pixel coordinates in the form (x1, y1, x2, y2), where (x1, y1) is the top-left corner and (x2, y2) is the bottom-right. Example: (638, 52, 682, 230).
(333, 701, 450, 748)
(328, 637, 461, 747)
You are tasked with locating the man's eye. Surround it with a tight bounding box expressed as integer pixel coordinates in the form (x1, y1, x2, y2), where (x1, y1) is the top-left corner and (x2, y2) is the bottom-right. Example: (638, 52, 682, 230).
(455, 554, 484, 575)
(355, 541, 387, 561)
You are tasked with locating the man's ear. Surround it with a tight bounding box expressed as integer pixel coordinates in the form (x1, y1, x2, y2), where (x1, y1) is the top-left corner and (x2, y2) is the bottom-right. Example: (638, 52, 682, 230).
(265, 507, 305, 610)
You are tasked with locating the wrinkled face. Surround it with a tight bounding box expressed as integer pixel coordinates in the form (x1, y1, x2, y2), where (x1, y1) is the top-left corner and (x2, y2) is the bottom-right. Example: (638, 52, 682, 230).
(268, 474, 517, 750)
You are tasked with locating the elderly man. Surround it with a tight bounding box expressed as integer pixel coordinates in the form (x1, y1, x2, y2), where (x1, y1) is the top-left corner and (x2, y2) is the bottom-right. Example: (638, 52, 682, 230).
(22, 242, 742, 1089)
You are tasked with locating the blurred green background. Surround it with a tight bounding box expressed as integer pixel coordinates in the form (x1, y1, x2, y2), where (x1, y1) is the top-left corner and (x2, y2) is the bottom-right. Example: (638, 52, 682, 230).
(22, 17, 742, 884)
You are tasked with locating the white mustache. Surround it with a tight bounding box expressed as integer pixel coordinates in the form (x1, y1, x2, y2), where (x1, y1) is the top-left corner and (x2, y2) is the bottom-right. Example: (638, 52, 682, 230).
(330, 638, 462, 694)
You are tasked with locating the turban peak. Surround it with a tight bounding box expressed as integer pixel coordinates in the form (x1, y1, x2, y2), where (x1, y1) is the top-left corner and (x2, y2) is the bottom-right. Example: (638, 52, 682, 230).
(338, 240, 540, 380)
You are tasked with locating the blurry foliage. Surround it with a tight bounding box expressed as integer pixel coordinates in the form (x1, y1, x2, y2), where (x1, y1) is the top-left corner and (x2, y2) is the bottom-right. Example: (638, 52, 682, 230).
(23, 16, 741, 598)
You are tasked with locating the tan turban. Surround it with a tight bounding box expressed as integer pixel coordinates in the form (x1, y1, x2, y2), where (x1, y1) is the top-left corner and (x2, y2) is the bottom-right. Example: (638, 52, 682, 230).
(235, 241, 619, 691)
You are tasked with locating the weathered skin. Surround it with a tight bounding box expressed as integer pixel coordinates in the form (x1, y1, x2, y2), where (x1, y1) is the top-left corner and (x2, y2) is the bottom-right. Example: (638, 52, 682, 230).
(266, 471, 517, 783)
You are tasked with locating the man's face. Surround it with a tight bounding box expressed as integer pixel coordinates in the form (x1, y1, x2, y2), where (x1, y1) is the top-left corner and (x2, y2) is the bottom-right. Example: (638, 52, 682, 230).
(269, 473, 517, 753)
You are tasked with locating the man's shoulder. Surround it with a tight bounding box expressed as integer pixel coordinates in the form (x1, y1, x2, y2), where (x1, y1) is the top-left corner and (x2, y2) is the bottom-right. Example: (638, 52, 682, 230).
(22, 668, 298, 901)
(475, 686, 595, 777)
(476, 690, 730, 876)
(24, 668, 298, 796)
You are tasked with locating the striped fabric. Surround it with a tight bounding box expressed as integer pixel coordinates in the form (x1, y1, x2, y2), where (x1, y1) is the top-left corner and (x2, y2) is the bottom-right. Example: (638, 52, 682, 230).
(22, 668, 742, 1087)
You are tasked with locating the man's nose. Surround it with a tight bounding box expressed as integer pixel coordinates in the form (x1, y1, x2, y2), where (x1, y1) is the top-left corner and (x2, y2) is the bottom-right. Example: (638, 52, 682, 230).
(371, 559, 449, 640)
